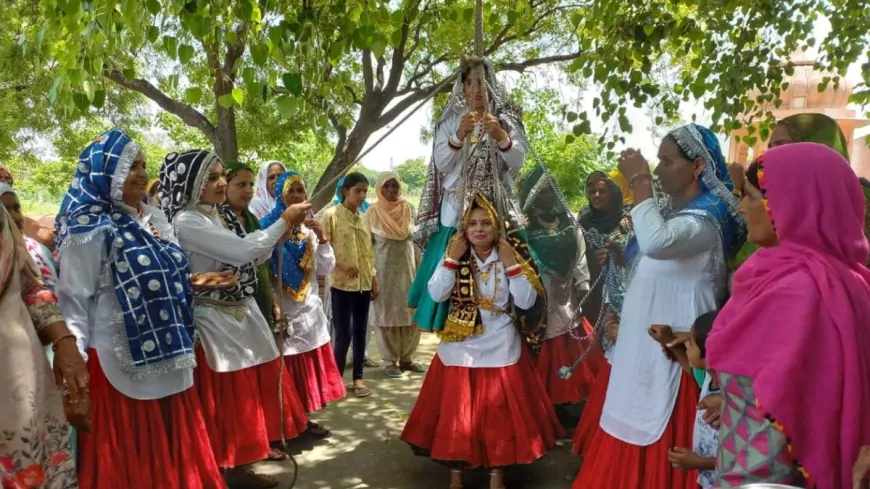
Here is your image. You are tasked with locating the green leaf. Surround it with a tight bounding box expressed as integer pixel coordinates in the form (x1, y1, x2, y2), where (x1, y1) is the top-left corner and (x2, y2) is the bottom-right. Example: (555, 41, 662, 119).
(178, 44, 194, 64)
(147, 26, 160, 43)
(566, 111, 578, 122)
(251, 44, 268, 66)
(276, 96, 297, 118)
(242, 67, 256, 86)
(232, 87, 244, 105)
(643, 24, 655, 36)
(82, 80, 95, 101)
(73, 93, 91, 111)
(328, 42, 344, 62)
(570, 12, 582, 28)
(185, 87, 202, 103)
(391, 29, 403, 48)
(122, 68, 136, 80)
(565, 134, 576, 144)
(162, 35, 178, 58)
(269, 26, 285, 46)
(370, 34, 387, 58)
(217, 93, 235, 108)
(92, 89, 106, 108)
(282, 72, 302, 96)
(146, 0, 160, 15)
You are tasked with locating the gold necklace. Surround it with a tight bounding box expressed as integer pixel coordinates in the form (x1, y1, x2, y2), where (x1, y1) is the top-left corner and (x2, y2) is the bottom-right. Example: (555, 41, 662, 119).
(537, 215, 560, 235)
(471, 257, 504, 316)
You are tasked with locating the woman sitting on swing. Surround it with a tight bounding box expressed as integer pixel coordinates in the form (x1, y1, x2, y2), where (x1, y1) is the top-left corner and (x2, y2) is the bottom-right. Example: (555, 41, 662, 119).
(401, 190, 562, 489)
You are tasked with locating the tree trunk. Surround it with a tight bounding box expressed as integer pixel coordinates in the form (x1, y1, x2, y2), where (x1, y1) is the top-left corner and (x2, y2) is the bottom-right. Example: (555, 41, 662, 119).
(212, 74, 239, 161)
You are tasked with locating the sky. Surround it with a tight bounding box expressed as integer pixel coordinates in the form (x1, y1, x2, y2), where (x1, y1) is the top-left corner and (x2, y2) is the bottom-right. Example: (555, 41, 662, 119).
(357, 17, 868, 172)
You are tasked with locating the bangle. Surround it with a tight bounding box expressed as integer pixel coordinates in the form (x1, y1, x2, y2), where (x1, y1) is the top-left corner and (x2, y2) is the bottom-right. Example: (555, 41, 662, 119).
(52, 333, 76, 351)
(629, 172, 652, 188)
(317, 238, 328, 245)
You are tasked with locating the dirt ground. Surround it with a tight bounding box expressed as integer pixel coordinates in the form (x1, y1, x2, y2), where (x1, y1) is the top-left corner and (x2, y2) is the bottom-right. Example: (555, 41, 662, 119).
(253, 333, 582, 489)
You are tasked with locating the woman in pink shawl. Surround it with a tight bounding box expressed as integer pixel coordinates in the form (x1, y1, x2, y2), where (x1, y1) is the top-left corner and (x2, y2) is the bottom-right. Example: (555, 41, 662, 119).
(707, 142, 870, 489)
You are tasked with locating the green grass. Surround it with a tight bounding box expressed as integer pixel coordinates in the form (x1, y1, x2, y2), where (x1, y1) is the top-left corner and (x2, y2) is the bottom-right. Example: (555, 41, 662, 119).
(21, 199, 60, 218)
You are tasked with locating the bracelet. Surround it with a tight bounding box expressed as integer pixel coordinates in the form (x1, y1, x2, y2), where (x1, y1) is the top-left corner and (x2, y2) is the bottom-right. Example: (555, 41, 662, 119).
(628, 172, 653, 188)
(317, 238, 329, 245)
(52, 333, 76, 351)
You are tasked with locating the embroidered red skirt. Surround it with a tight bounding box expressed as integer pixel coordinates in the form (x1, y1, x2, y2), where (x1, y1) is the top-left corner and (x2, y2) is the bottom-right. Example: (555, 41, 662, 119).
(78, 351, 224, 489)
(283, 343, 346, 413)
(572, 356, 611, 457)
(255, 357, 308, 442)
(195, 345, 270, 468)
(570, 371, 700, 489)
(536, 321, 604, 405)
(401, 350, 564, 469)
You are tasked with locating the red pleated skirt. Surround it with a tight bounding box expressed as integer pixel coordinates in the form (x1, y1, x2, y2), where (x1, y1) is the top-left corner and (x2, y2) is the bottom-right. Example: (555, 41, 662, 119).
(255, 358, 309, 442)
(572, 358, 611, 457)
(570, 371, 701, 489)
(535, 323, 604, 405)
(283, 343, 346, 413)
(195, 346, 270, 468)
(78, 351, 225, 489)
(401, 350, 565, 469)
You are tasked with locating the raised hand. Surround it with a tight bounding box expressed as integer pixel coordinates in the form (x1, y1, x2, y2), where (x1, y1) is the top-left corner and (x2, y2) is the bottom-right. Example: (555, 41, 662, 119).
(456, 111, 479, 141)
(483, 114, 508, 143)
(618, 148, 651, 182)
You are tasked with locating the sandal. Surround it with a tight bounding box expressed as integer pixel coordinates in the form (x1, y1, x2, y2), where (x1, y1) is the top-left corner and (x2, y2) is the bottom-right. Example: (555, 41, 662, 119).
(400, 362, 426, 373)
(225, 467, 279, 489)
(364, 358, 380, 368)
(306, 420, 332, 439)
(384, 364, 403, 378)
(353, 384, 372, 398)
(265, 447, 288, 461)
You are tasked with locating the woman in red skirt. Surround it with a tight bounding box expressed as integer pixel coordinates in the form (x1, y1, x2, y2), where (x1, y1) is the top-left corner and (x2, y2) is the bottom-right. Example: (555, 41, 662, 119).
(260, 170, 347, 436)
(517, 165, 600, 412)
(161, 150, 311, 488)
(571, 124, 745, 489)
(55, 130, 224, 489)
(401, 191, 563, 489)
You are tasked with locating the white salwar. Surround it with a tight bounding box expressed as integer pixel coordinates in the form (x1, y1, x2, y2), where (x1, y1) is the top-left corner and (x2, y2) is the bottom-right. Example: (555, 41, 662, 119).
(600, 198, 723, 446)
(58, 204, 192, 400)
(173, 206, 285, 373)
(427, 252, 537, 368)
(433, 114, 526, 228)
(275, 228, 336, 356)
(542, 228, 591, 341)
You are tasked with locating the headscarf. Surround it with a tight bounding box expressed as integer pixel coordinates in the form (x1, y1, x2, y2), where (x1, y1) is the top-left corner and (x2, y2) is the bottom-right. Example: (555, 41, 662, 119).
(0, 183, 58, 290)
(776, 113, 850, 160)
(659, 123, 746, 257)
(222, 159, 275, 327)
(518, 164, 578, 278)
(160, 150, 258, 304)
(577, 171, 626, 234)
(608, 169, 632, 205)
(261, 171, 313, 302)
(443, 190, 547, 352)
(56, 130, 196, 378)
(367, 172, 412, 240)
(250, 160, 286, 219)
(0, 205, 34, 304)
(707, 143, 870, 489)
(333, 176, 370, 212)
(414, 56, 526, 248)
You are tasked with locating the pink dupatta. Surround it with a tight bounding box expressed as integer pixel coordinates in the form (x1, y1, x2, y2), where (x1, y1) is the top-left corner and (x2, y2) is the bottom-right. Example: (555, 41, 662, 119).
(708, 143, 870, 489)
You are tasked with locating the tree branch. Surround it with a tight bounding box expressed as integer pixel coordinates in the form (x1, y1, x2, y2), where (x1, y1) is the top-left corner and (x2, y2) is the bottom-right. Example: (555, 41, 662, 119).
(498, 51, 583, 72)
(105, 69, 218, 142)
(385, 0, 420, 95)
(375, 55, 386, 91)
(362, 49, 374, 94)
(224, 23, 248, 75)
(377, 73, 457, 129)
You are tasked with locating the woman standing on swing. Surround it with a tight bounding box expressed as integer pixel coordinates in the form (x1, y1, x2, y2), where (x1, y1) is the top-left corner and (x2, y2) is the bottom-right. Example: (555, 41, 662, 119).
(409, 57, 528, 336)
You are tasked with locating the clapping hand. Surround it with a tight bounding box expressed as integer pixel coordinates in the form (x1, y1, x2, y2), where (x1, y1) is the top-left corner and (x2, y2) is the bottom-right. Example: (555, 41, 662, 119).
(618, 148, 651, 181)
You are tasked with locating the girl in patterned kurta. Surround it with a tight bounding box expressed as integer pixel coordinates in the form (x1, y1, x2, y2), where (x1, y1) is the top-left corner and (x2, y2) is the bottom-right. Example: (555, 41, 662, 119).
(0, 204, 85, 489)
(708, 143, 870, 489)
(366, 172, 424, 378)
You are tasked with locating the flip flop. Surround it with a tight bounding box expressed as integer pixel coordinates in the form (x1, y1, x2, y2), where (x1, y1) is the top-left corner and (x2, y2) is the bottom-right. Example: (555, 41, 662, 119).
(265, 447, 288, 461)
(353, 384, 372, 398)
(306, 421, 332, 439)
(400, 362, 426, 373)
(384, 364, 403, 378)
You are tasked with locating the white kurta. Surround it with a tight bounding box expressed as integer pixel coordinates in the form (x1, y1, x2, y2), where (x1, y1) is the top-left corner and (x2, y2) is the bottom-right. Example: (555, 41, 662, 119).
(600, 198, 723, 446)
(174, 206, 284, 373)
(427, 251, 537, 368)
(276, 227, 336, 355)
(433, 114, 526, 228)
(542, 227, 591, 340)
(57, 204, 193, 400)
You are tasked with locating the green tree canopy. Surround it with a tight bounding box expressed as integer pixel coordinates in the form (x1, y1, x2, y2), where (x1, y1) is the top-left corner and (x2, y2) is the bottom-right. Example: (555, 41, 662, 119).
(395, 157, 427, 193)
